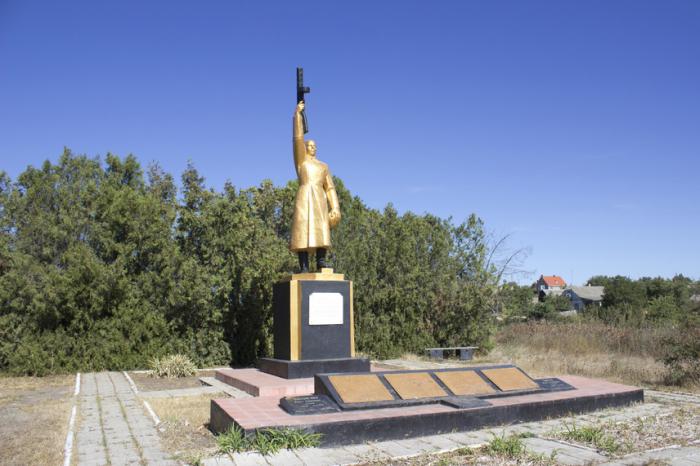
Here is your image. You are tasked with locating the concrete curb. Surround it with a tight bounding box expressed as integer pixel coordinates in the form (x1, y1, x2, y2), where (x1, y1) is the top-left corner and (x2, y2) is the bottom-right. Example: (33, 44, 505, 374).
(62, 372, 80, 466)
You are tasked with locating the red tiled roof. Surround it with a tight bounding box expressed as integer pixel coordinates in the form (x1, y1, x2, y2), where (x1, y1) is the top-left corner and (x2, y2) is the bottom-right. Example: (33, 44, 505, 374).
(542, 275, 566, 287)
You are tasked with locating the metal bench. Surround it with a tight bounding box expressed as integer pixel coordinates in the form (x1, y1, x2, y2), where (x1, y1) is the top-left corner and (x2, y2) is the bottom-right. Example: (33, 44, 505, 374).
(425, 346, 479, 361)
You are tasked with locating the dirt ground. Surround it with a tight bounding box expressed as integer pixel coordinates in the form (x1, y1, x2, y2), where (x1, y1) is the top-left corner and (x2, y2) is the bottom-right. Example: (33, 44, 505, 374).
(148, 393, 222, 463)
(0, 375, 74, 466)
(128, 370, 216, 391)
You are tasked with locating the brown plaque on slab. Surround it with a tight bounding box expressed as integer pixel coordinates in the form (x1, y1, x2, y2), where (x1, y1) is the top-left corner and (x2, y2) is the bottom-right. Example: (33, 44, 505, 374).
(435, 370, 496, 396)
(481, 367, 539, 391)
(384, 372, 447, 399)
(328, 374, 394, 403)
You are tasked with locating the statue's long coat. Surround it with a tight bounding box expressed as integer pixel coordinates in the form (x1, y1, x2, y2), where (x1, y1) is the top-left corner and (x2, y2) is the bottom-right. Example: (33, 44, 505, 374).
(290, 112, 340, 252)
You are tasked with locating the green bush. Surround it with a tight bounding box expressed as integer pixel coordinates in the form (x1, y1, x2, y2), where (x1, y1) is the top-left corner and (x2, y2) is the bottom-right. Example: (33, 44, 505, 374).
(0, 150, 500, 374)
(662, 324, 700, 385)
(150, 354, 197, 378)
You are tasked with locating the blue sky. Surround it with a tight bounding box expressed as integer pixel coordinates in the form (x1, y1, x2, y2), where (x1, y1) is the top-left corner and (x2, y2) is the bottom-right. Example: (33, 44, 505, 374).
(1, 1, 698, 284)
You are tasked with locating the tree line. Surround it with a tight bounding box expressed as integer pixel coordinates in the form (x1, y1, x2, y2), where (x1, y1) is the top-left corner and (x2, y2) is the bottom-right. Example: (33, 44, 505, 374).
(0, 150, 499, 375)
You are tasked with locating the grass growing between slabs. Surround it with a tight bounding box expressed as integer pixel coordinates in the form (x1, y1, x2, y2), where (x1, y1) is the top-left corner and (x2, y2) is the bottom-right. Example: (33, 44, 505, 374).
(364, 432, 557, 465)
(217, 425, 322, 455)
(546, 405, 700, 457)
(557, 423, 620, 454)
(479, 432, 556, 465)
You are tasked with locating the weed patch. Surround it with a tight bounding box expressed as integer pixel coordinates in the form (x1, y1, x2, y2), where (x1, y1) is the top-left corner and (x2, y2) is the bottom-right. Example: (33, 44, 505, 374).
(216, 426, 248, 454)
(479, 432, 556, 464)
(484, 433, 528, 458)
(560, 423, 620, 454)
(217, 426, 322, 455)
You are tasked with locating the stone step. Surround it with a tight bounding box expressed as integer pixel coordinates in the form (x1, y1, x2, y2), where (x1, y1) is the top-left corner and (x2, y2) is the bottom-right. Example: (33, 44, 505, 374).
(200, 376, 252, 398)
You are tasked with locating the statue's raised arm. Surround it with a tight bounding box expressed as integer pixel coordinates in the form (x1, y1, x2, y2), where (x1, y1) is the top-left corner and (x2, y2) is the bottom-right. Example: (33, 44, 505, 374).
(292, 101, 306, 176)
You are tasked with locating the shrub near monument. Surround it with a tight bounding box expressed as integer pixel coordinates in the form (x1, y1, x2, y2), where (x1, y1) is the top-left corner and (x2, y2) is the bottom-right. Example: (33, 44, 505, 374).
(0, 150, 497, 375)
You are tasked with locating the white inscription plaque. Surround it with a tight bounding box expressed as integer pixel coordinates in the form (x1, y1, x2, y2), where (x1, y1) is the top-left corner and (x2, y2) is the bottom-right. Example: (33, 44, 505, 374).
(309, 292, 343, 325)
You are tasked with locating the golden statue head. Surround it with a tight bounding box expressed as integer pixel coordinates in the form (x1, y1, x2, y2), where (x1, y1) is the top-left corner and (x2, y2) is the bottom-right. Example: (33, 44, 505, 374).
(305, 140, 317, 158)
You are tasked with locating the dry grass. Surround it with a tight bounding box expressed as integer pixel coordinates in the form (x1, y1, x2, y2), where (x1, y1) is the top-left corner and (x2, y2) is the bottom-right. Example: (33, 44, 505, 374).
(496, 321, 673, 360)
(0, 374, 74, 466)
(480, 346, 667, 388)
(482, 321, 696, 391)
(148, 393, 224, 462)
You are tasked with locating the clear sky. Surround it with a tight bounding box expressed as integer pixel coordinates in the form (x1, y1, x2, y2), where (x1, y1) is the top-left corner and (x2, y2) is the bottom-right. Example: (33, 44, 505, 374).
(1, 1, 698, 284)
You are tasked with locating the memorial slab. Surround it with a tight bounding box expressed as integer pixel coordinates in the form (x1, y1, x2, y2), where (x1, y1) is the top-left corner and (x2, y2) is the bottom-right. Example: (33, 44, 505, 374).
(329, 374, 394, 403)
(384, 372, 447, 399)
(481, 367, 539, 391)
(435, 370, 496, 396)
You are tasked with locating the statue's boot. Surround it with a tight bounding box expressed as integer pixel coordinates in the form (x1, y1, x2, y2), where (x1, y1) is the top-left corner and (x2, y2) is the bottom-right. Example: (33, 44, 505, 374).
(298, 251, 309, 273)
(316, 248, 328, 270)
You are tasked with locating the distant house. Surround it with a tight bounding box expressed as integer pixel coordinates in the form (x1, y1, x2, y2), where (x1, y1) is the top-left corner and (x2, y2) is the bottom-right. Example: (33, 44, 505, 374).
(536, 275, 567, 301)
(563, 285, 605, 311)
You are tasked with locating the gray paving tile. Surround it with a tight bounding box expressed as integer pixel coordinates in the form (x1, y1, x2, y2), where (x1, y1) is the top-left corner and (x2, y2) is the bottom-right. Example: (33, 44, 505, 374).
(341, 443, 391, 462)
(601, 446, 700, 465)
(415, 433, 463, 452)
(229, 451, 270, 465)
(264, 449, 305, 465)
(201, 455, 236, 466)
(523, 438, 607, 465)
(78, 460, 109, 466)
(371, 439, 427, 458)
(294, 446, 363, 465)
(443, 430, 491, 447)
(77, 451, 108, 463)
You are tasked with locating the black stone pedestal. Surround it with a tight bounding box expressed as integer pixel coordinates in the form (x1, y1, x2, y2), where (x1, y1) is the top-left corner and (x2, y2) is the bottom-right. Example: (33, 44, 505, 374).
(259, 270, 367, 379)
(258, 357, 370, 379)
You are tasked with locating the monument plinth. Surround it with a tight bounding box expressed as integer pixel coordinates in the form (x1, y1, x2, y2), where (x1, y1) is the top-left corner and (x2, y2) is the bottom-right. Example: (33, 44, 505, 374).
(210, 68, 643, 446)
(258, 268, 370, 379)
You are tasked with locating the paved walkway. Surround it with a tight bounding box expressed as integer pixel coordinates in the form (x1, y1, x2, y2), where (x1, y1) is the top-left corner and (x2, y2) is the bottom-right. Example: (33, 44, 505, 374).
(68, 371, 700, 466)
(74, 372, 177, 465)
(202, 395, 700, 466)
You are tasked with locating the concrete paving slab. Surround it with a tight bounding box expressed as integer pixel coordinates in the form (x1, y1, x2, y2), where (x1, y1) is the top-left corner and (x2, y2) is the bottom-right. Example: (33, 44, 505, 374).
(201, 455, 236, 466)
(443, 430, 492, 447)
(293, 446, 364, 465)
(415, 433, 463, 452)
(523, 437, 608, 465)
(264, 449, 305, 465)
(341, 443, 392, 462)
(601, 445, 700, 465)
(372, 439, 428, 458)
(229, 451, 271, 465)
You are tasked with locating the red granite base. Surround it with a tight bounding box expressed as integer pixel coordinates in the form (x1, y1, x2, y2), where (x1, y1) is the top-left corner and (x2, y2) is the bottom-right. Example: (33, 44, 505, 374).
(210, 375, 643, 446)
(215, 364, 387, 398)
(215, 368, 314, 397)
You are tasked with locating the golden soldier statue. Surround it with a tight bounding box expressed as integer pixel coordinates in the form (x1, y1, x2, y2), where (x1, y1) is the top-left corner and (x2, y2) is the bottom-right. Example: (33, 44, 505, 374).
(290, 101, 341, 272)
